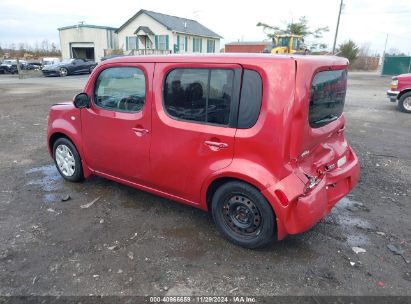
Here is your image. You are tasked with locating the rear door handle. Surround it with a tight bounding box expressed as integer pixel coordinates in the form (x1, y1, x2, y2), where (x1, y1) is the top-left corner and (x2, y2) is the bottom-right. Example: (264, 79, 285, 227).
(204, 141, 229, 150)
(132, 127, 149, 136)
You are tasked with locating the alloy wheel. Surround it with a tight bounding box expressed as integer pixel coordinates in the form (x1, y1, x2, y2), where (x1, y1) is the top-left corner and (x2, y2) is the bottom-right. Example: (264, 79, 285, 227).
(55, 144, 75, 177)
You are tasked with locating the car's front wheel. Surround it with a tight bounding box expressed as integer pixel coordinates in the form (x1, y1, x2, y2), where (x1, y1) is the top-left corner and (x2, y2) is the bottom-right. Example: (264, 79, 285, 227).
(53, 137, 83, 182)
(398, 92, 411, 113)
(59, 67, 68, 77)
(211, 181, 276, 249)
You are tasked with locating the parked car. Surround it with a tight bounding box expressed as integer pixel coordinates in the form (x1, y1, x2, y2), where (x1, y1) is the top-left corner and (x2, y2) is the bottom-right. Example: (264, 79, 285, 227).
(387, 73, 411, 113)
(25, 62, 42, 70)
(47, 54, 360, 248)
(0, 59, 27, 74)
(42, 57, 61, 68)
(42, 58, 97, 77)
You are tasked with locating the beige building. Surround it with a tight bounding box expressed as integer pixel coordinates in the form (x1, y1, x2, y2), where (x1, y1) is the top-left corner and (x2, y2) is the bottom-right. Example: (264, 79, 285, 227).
(58, 24, 117, 61)
(58, 9, 221, 62)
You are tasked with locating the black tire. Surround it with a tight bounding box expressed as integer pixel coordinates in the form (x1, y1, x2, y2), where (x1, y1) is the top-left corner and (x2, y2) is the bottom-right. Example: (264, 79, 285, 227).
(59, 67, 68, 77)
(398, 92, 411, 113)
(53, 137, 84, 182)
(211, 181, 276, 249)
(89, 66, 94, 74)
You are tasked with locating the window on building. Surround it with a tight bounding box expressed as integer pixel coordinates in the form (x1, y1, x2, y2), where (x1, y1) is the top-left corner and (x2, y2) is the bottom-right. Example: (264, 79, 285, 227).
(157, 35, 168, 50)
(207, 39, 215, 53)
(164, 68, 234, 125)
(179, 35, 186, 53)
(94, 67, 146, 113)
(127, 36, 138, 50)
(193, 38, 202, 53)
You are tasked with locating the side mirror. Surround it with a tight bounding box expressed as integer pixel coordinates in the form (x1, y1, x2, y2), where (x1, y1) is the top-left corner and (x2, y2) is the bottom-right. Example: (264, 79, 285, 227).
(73, 93, 90, 108)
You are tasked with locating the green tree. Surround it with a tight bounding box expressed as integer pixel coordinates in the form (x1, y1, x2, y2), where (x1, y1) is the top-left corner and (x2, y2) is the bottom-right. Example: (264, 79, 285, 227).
(337, 40, 359, 65)
(257, 16, 329, 39)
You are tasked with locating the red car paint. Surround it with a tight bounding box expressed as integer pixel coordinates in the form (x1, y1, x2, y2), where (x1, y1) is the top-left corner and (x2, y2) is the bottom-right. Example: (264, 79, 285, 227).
(387, 73, 411, 99)
(47, 54, 360, 240)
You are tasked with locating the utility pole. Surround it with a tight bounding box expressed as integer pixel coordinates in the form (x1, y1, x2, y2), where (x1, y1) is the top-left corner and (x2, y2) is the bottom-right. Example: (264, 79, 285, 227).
(381, 34, 389, 75)
(332, 0, 343, 54)
(382, 34, 388, 58)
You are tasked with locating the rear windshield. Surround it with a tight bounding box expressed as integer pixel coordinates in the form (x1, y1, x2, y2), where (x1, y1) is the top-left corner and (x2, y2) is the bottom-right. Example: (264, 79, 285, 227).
(309, 69, 347, 128)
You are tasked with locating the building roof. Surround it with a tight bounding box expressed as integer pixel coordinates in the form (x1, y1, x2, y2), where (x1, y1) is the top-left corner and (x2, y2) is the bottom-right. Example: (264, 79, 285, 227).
(58, 24, 117, 31)
(116, 9, 222, 39)
(225, 41, 271, 46)
(134, 26, 155, 35)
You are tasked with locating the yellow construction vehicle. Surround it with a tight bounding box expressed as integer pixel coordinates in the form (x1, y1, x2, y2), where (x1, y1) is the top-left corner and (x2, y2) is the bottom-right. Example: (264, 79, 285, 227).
(270, 34, 308, 54)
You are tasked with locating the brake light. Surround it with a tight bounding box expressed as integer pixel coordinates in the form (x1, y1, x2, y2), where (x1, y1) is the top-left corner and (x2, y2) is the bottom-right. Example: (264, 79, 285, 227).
(274, 189, 289, 207)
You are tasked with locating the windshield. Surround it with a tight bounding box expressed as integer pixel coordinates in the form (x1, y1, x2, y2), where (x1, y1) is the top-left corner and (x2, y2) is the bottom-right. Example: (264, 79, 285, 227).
(61, 59, 74, 63)
(3, 60, 15, 64)
(278, 37, 290, 47)
(309, 70, 347, 128)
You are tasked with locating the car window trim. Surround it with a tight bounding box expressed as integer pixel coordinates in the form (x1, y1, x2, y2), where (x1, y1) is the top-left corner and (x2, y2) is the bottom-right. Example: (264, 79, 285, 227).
(236, 68, 263, 129)
(162, 67, 241, 128)
(92, 66, 147, 114)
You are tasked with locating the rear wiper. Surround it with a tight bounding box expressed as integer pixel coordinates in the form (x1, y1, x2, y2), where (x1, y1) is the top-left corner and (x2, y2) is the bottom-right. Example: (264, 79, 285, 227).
(314, 114, 338, 125)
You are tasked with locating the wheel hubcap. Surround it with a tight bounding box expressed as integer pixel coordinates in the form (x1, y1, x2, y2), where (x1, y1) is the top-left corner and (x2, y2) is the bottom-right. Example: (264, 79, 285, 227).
(55, 144, 75, 177)
(403, 97, 411, 111)
(60, 69, 67, 76)
(222, 195, 262, 236)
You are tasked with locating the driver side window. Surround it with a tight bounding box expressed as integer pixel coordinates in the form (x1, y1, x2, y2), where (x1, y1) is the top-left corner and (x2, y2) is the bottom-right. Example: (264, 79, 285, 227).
(94, 67, 146, 113)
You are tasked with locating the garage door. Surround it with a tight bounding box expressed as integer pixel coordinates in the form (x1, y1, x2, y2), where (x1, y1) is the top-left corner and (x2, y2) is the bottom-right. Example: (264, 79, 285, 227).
(70, 43, 95, 61)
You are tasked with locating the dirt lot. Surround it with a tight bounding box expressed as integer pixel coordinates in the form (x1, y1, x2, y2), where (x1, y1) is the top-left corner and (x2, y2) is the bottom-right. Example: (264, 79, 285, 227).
(0, 72, 410, 296)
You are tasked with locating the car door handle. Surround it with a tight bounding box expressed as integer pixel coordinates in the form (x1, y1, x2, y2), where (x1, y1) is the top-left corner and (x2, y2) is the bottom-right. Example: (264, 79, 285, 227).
(204, 141, 229, 149)
(132, 127, 149, 136)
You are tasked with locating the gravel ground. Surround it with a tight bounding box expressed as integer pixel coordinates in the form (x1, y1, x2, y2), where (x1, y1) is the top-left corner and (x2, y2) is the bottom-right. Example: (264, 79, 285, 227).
(0, 72, 410, 296)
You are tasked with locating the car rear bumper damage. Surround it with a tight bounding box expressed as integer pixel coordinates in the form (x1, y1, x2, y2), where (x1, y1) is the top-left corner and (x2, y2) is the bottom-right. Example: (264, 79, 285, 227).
(262, 146, 360, 240)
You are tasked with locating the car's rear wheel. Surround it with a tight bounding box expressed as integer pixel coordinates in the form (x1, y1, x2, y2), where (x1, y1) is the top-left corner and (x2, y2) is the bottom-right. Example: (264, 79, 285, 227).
(211, 181, 276, 248)
(59, 68, 68, 77)
(398, 92, 411, 113)
(89, 66, 94, 74)
(53, 138, 83, 182)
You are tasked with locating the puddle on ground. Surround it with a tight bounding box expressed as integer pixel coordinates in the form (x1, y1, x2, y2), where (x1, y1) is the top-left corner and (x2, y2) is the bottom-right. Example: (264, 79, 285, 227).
(327, 197, 371, 247)
(26, 164, 64, 203)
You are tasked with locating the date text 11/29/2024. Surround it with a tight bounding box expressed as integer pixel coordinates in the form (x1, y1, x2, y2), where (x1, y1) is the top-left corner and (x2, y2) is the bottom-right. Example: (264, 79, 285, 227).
(149, 296, 257, 303)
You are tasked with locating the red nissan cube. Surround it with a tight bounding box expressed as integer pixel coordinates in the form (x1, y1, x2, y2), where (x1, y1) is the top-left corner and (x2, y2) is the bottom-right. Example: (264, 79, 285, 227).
(47, 54, 360, 248)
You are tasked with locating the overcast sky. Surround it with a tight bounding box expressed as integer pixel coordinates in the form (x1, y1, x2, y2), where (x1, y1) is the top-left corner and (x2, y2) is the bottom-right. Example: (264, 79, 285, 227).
(1, 0, 410, 54)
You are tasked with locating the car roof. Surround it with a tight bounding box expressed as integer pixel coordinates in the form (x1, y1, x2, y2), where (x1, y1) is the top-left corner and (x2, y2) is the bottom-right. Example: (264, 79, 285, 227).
(105, 53, 348, 66)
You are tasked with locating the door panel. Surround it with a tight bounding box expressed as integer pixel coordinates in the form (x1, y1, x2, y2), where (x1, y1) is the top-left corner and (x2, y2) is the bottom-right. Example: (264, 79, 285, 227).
(149, 63, 241, 204)
(81, 63, 154, 183)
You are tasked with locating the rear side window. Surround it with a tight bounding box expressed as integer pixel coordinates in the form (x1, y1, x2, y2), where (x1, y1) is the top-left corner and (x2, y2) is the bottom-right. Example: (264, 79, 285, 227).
(309, 69, 347, 128)
(238, 70, 263, 129)
(164, 68, 234, 126)
(94, 67, 146, 113)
